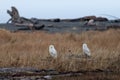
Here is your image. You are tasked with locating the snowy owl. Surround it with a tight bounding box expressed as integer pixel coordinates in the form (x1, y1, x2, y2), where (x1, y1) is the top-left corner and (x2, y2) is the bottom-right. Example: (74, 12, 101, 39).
(82, 43, 91, 57)
(87, 19, 95, 26)
(49, 45, 57, 58)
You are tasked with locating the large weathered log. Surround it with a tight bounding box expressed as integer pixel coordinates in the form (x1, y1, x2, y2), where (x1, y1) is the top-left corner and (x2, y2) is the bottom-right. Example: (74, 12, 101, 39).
(7, 6, 44, 30)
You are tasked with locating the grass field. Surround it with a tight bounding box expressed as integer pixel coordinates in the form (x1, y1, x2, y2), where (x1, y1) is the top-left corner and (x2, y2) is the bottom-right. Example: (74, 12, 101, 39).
(0, 29, 119, 72)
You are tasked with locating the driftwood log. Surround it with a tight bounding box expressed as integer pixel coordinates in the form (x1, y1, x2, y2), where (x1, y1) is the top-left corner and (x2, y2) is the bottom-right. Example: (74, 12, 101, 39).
(7, 6, 44, 30)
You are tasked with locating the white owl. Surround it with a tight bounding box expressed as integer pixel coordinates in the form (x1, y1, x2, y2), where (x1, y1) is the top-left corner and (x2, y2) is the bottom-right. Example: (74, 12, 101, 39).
(49, 45, 57, 58)
(82, 43, 91, 57)
(87, 19, 95, 26)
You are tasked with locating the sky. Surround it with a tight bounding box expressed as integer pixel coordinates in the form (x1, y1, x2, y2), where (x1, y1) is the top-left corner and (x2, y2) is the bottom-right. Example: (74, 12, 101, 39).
(0, 0, 120, 23)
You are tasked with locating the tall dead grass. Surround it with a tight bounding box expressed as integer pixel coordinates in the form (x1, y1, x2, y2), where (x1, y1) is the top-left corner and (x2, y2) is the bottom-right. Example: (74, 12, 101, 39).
(0, 29, 119, 72)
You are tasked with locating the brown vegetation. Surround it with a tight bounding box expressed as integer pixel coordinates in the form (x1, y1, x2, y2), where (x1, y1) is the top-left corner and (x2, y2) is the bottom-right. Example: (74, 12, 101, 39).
(0, 29, 119, 72)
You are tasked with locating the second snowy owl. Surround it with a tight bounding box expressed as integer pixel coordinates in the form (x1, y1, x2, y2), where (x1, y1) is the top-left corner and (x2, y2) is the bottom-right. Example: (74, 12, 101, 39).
(82, 43, 91, 57)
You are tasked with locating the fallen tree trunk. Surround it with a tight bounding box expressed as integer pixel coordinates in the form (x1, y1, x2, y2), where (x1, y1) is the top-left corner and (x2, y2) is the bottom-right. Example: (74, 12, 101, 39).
(7, 6, 44, 30)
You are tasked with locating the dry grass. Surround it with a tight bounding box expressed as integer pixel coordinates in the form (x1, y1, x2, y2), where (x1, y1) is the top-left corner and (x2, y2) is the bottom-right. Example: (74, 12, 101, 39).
(0, 29, 119, 72)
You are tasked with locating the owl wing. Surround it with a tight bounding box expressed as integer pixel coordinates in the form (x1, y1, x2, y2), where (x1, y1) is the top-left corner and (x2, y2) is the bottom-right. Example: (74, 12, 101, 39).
(84, 47, 91, 56)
